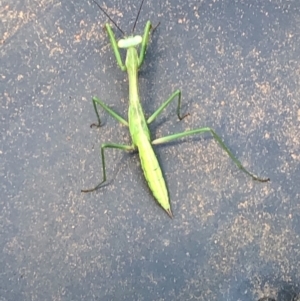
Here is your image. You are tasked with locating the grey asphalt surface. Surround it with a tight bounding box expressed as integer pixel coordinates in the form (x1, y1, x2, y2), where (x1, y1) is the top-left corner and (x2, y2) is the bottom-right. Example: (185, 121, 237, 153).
(1, 0, 300, 300)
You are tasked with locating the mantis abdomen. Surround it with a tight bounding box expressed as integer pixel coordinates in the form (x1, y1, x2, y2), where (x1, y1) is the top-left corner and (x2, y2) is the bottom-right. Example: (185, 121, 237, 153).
(137, 137, 172, 217)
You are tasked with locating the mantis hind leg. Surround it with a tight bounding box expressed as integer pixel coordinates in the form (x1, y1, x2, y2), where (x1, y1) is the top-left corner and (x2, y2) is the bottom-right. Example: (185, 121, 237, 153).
(152, 127, 270, 182)
(90, 96, 128, 128)
(147, 89, 189, 124)
(81, 143, 135, 192)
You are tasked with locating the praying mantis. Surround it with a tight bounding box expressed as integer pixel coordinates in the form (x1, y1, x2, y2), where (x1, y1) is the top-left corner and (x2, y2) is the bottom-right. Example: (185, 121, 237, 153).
(81, 0, 269, 218)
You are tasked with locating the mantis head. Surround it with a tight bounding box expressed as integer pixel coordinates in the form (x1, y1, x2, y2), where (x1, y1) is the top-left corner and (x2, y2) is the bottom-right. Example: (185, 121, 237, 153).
(118, 36, 143, 49)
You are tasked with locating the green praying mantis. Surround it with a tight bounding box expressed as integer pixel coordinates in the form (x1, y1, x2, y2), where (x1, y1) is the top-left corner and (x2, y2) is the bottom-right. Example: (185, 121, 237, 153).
(81, 0, 269, 218)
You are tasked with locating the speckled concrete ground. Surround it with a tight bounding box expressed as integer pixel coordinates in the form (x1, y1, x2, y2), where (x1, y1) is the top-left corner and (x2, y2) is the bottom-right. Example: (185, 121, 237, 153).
(1, 1, 300, 300)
